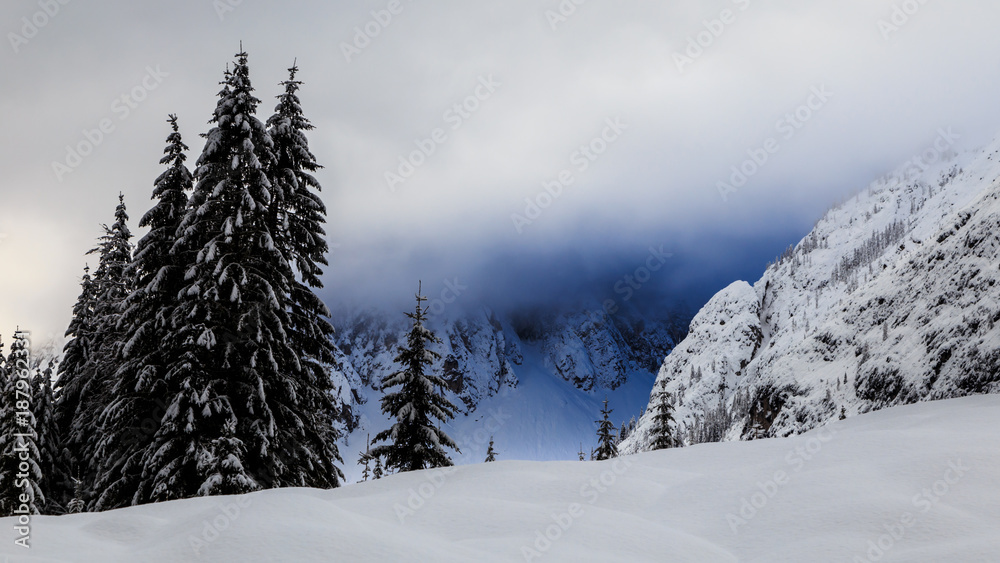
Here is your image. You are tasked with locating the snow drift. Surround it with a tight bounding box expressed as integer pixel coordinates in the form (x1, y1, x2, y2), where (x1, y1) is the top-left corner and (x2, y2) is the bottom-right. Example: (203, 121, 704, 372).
(4, 394, 998, 562)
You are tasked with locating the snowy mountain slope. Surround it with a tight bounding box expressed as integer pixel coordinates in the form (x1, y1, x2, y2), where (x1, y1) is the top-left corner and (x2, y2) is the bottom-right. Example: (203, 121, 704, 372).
(331, 302, 682, 481)
(8, 394, 999, 562)
(624, 136, 1000, 452)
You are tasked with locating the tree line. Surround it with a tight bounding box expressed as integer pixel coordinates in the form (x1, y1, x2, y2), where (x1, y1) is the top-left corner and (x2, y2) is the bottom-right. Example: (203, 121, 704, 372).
(1, 48, 681, 518)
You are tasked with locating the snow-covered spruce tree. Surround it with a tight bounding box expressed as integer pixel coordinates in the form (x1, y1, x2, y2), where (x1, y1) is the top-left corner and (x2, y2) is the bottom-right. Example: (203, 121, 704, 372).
(0, 331, 44, 516)
(143, 50, 341, 502)
(593, 398, 617, 461)
(56, 196, 134, 506)
(31, 359, 63, 514)
(372, 456, 383, 480)
(484, 436, 497, 462)
(371, 284, 459, 473)
(53, 264, 96, 499)
(93, 115, 193, 510)
(262, 62, 343, 490)
(647, 384, 677, 451)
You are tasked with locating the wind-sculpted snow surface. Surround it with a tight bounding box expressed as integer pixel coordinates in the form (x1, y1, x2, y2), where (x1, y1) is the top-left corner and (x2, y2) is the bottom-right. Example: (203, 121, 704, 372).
(7, 395, 999, 561)
(624, 137, 1000, 453)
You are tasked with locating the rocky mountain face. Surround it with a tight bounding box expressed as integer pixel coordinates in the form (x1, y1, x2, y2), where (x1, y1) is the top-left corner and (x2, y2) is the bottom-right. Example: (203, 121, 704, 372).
(622, 136, 1000, 453)
(328, 300, 686, 433)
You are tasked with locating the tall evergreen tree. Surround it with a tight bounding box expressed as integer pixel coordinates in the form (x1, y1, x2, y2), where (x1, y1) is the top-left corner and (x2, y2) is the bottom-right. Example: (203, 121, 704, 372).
(56, 197, 134, 506)
(54, 264, 96, 498)
(93, 116, 193, 510)
(0, 331, 43, 516)
(371, 284, 459, 473)
(264, 62, 344, 491)
(648, 384, 677, 451)
(594, 397, 617, 461)
(142, 49, 341, 502)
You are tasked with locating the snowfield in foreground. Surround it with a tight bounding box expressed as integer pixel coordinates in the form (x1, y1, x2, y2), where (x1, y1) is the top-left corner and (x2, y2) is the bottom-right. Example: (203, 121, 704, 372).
(4, 395, 998, 562)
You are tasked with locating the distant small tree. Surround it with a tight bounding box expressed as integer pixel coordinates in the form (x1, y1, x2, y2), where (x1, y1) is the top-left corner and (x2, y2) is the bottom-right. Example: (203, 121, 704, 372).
(359, 434, 371, 482)
(593, 397, 617, 461)
(484, 436, 497, 462)
(578, 443, 585, 461)
(372, 456, 384, 480)
(66, 478, 86, 514)
(839, 406, 847, 420)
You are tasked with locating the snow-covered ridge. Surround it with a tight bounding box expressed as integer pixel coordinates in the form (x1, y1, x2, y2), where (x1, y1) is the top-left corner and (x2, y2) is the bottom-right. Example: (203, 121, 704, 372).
(624, 135, 1000, 452)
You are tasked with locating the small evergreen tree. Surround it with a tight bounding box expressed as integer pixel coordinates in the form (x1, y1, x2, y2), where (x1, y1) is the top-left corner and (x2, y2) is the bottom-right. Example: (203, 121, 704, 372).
(648, 384, 677, 451)
(578, 443, 585, 461)
(839, 406, 847, 420)
(371, 283, 459, 473)
(66, 478, 85, 514)
(594, 397, 617, 461)
(359, 434, 371, 482)
(372, 456, 384, 480)
(484, 436, 497, 462)
(31, 359, 62, 514)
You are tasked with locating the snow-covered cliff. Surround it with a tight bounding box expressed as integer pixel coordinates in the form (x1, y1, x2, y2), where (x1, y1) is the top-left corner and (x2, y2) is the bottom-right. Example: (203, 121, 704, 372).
(623, 135, 1000, 452)
(328, 300, 685, 477)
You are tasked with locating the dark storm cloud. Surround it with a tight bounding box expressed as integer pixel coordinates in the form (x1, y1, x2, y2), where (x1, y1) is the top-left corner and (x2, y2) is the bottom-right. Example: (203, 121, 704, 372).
(3, 0, 1000, 341)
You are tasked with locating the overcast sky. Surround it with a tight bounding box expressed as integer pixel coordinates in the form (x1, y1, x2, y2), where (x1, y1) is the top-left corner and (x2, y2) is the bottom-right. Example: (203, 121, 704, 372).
(3, 0, 1000, 344)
